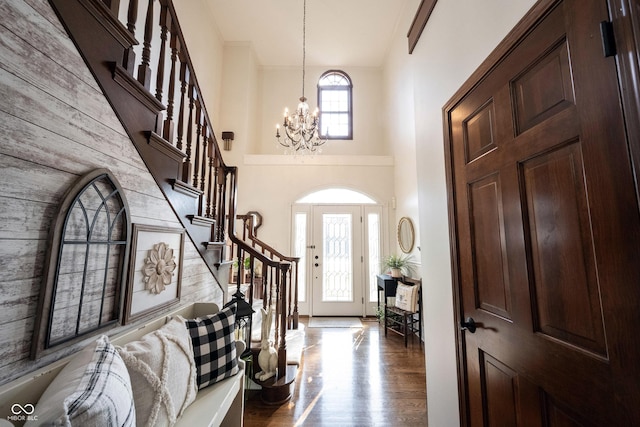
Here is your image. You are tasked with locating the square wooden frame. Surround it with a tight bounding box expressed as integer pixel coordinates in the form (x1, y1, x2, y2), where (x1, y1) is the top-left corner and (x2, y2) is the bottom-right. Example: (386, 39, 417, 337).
(124, 224, 185, 324)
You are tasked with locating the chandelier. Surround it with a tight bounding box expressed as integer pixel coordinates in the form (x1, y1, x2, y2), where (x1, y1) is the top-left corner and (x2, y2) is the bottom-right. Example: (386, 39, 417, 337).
(276, 0, 326, 154)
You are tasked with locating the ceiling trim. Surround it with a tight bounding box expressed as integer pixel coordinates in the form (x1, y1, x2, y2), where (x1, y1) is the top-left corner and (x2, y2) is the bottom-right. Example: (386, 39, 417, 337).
(244, 154, 394, 166)
(407, 0, 438, 54)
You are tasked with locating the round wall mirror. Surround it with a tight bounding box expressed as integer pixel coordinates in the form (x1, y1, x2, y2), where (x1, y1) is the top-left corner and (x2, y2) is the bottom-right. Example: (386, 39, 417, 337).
(397, 217, 415, 253)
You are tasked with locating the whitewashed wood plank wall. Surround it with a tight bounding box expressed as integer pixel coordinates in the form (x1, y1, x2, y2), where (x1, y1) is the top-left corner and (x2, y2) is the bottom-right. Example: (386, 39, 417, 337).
(0, 0, 224, 385)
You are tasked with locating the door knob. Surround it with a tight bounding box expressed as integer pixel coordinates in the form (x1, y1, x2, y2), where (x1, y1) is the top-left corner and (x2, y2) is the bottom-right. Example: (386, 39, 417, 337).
(460, 317, 476, 333)
(314, 263, 319, 267)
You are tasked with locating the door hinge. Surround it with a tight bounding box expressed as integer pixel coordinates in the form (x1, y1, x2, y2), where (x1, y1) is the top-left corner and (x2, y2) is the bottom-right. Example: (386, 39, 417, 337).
(600, 20, 617, 57)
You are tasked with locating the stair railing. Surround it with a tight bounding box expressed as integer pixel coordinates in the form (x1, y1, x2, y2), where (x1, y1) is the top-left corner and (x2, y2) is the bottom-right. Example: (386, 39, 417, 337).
(237, 213, 301, 329)
(225, 169, 290, 379)
(91, 0, 227, 242)
(86, 0, 291, 378)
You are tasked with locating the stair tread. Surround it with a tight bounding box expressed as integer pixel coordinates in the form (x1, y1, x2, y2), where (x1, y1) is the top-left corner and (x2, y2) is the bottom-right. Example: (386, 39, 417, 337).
(189, 215, 215, 227)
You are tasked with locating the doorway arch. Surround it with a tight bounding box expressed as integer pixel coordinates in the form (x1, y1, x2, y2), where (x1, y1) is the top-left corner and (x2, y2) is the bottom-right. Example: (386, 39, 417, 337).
(291, 187, 385, 317)
(296, 188, 377, 204)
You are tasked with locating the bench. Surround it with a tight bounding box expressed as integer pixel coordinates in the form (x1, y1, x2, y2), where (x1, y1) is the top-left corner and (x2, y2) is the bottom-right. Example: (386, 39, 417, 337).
(383, 277, 422, 347)
(0, 302, 245, 427)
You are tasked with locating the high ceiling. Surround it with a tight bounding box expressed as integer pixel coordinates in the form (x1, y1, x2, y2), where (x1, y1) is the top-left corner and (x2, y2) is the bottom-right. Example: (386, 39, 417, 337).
(204, 0, 413, 68)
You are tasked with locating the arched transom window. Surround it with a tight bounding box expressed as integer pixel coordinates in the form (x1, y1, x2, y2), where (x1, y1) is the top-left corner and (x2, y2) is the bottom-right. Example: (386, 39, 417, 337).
(318, 70, 353, 140)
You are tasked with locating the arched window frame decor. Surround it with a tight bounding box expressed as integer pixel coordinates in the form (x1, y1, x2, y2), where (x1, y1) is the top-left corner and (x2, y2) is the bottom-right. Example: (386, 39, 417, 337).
(317, 70, 353, 140)
(32, 169, 131, 359)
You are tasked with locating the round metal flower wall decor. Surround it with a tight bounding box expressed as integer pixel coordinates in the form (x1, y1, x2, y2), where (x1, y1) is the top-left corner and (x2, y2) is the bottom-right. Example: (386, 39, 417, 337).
(142, 242, 177, 294)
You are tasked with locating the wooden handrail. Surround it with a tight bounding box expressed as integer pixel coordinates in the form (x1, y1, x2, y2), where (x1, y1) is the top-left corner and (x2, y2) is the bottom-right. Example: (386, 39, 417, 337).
(237, 213, 301, 329)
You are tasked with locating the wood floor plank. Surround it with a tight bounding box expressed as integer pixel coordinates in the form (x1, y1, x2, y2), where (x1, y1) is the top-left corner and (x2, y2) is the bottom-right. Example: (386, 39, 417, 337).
(244, 319, 428, 426)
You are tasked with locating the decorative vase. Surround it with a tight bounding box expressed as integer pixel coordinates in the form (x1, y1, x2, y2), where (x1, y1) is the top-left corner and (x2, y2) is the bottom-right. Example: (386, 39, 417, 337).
(390, 268, 402, 278)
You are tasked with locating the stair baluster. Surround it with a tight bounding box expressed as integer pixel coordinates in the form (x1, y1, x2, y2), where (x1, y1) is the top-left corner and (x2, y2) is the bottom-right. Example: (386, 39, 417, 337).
(137, 0, 153, 89)
(163, 25, 178, 143)
(182, 81, 194, 184)
(155, 1, 168, 103)
(123, 0, 137, 72)
(176, 60, 187, 151)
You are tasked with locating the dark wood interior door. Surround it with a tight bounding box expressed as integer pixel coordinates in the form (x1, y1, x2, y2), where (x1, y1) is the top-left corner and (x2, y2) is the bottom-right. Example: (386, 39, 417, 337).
(444, 0, 640, 425)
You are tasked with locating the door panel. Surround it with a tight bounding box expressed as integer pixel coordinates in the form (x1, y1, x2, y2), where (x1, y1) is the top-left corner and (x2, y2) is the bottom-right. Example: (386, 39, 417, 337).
(469, 173, 512, 320)
(522, 143, 606, 355)
(445, 0, 640, 425)
(311, 205, 363, 316)
(481, 353, 518, 426)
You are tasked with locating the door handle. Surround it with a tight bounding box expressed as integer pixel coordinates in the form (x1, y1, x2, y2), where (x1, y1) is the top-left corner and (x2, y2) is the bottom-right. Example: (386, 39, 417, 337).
(314, 263, 319, 267)
(460, 317, 476, 333)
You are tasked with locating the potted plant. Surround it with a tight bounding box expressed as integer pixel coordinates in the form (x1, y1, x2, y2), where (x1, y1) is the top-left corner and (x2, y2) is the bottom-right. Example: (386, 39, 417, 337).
(383, 254, 417, 278)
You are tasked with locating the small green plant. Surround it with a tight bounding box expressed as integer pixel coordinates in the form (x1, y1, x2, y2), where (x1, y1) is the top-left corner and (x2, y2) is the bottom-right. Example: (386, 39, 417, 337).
(233, 257, 252, 270)
(374, 304, 385, 321)
(382, 254, 417, 277)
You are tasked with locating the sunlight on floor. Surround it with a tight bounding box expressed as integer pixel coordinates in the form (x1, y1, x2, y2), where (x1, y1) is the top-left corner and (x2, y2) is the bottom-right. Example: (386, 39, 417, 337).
(243, 322, 427, 426)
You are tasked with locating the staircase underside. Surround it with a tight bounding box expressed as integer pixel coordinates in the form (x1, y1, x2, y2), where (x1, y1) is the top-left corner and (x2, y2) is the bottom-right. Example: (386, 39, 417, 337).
(48, 0, 225, 278)
(49, 0, 303, 405)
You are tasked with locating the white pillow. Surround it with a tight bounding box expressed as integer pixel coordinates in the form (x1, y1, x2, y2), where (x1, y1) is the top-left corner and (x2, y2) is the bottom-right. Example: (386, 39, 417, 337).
(116, 318, 197, 427)
(26, 335, 135, 427)
(395, 282, 420, 312)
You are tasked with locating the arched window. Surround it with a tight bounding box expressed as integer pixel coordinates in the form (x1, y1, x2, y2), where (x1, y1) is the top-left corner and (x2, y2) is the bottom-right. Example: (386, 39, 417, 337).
(318, 70, 353, 140)
(32, 169, 131, 358)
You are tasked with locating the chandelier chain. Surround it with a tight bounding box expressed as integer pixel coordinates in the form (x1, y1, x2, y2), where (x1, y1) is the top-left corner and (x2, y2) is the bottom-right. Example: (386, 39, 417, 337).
(302, 0, 306, 99)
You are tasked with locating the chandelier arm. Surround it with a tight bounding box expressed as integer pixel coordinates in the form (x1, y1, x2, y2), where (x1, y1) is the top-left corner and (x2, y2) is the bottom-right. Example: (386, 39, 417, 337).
(284, 127, 304, 144)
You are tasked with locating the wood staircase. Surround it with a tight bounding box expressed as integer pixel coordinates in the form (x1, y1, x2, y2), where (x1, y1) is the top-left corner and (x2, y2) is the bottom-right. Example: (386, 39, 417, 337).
(48, 0, 299, 404)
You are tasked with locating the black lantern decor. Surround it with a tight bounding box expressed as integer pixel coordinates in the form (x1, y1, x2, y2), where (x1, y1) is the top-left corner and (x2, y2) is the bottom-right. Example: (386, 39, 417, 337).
(224, 289, 254, 357)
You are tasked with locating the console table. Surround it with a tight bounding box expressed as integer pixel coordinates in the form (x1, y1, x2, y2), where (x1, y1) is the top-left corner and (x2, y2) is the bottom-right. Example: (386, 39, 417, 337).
(377, 274, 422, 346)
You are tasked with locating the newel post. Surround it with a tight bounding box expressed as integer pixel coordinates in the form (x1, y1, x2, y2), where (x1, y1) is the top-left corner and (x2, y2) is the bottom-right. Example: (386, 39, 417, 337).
(277, 263, 289, 379)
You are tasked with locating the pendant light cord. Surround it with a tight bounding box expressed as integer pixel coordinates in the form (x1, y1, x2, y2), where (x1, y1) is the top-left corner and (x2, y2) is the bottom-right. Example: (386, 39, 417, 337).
(302, 0, 306, 99)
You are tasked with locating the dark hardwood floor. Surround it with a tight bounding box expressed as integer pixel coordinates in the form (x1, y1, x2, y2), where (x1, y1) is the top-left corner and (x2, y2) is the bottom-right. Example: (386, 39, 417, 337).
(243, 318, 427, 426)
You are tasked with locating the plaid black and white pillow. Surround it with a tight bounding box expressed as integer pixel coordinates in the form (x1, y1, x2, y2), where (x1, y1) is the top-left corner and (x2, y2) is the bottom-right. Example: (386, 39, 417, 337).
(184, 305, 239, 389)
(29, 335, 135, 427)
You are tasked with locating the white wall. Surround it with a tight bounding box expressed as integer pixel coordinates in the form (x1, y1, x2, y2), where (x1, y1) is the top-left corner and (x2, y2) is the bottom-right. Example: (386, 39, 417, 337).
(175, 7, 398, 256)
(218, 42, 261, 166)
(173, 0, 225, 128)
(236, 159, 394, 252)
(258, 65, 387, 155)
(212, 46, 397, 256)
(383, 1, 537, 425)
(382, 2, 420, 261)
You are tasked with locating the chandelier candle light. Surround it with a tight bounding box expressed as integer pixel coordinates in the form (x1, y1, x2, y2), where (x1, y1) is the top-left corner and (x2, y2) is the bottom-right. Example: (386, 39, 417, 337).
(276, 0, 326, 153)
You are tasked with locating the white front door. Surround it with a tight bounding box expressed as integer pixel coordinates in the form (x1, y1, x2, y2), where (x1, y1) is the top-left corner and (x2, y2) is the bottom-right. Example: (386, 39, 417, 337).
(311, 205, 363, 316)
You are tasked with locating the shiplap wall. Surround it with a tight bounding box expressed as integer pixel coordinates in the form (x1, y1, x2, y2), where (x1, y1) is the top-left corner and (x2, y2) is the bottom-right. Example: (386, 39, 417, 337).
(0, 0, 223, 385)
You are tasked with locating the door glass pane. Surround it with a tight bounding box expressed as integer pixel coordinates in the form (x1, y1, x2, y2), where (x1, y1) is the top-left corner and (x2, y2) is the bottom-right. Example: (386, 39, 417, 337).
(368, 212, 380, 302)
(322, 213, 352, 302)
(294, 213, 307, 302)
